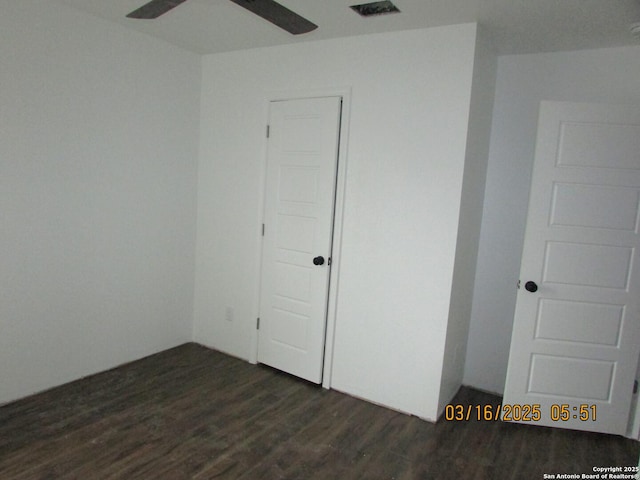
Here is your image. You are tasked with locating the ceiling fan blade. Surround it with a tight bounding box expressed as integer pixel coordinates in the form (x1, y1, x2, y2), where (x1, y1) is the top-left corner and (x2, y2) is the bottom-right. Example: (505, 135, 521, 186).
(229, 0, 317, 35)
(126, 0, 189, 19)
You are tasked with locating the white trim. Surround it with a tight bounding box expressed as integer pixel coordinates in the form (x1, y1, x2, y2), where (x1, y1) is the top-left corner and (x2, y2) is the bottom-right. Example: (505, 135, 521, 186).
(248, 97, 272, 365)
(251, 87, 352, 390)
(322, 88, 351, 390)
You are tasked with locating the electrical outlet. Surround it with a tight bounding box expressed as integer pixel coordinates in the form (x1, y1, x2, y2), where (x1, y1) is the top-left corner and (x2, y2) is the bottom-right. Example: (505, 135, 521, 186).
(225, 307, 234, 322)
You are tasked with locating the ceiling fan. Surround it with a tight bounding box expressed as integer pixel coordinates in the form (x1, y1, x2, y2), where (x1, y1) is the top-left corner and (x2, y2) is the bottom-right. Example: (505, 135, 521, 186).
(126, 0, 318, 35)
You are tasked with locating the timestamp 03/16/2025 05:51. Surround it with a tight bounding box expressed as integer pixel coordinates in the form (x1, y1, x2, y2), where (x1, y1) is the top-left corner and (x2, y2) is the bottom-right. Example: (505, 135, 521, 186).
(444, 403, 598, 423)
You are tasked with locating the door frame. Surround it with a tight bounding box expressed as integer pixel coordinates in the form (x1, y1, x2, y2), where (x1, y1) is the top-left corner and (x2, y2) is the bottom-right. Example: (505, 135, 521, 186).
(249, 87, 352, 390)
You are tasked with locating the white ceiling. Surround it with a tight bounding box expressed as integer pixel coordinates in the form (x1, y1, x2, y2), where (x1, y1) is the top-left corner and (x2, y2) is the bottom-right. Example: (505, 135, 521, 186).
(56, 0, 640, 55)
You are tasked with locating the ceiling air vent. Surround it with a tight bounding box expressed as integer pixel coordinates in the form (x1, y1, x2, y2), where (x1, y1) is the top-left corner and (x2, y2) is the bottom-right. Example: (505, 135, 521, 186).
(350, 1, 400, 17)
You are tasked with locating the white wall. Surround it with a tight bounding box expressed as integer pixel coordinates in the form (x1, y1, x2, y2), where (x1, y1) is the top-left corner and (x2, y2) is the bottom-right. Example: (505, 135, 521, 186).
(439, 27, 496, 413)
(194, 24, 480, 420)
(0, 1, 201, 404)
(464, 45, 640, 395)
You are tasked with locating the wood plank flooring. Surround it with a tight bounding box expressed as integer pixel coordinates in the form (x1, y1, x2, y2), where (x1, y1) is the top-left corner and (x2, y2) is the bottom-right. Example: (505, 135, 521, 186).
(1, 343, 638, 479)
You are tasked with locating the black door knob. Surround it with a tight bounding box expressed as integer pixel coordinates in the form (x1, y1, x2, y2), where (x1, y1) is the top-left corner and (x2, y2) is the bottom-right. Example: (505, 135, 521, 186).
(524, 281, 538, 293)
(313, 256, 325, 266)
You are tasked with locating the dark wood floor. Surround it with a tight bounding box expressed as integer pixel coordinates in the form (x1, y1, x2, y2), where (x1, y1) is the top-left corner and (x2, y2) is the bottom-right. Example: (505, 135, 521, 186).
(1, 344, 637, 479)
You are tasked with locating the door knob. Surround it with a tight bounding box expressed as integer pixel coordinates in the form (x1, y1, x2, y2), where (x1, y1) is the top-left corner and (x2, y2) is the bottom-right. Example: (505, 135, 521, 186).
(313, 256, 325, 266)
(524, 281, 538, 293)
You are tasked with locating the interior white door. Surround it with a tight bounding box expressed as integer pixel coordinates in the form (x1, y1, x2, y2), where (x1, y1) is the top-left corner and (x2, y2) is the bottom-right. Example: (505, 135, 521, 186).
(503, 101, 640, 435)
(257, 96, 342, 384)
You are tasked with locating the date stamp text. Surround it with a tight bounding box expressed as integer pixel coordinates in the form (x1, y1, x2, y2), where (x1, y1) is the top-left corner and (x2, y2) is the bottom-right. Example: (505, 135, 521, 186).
(444, 403, 598, 422)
